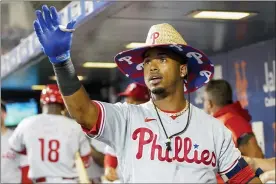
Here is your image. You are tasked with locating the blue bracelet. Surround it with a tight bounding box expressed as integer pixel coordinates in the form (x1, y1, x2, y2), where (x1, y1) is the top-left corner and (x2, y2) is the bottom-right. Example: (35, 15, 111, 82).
(49, 50, 71, 63)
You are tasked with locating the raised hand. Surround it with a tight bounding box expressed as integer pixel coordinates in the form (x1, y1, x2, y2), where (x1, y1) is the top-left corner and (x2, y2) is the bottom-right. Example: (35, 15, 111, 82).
(33, 5, 76, 64)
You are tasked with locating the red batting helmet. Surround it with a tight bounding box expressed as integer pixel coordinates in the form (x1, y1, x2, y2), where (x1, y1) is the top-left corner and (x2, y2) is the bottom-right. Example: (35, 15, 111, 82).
(118, 82, 150, 101)
(40, 84, 63, 105)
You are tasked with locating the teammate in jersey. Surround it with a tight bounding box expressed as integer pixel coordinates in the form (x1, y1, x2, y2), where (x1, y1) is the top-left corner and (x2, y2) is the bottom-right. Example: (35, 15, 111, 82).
(203, 79, 264, 158)
(33, 5, 263, 183)
(103, 82, 149, 182)
(9, 84, 92, 183)
(64, 106, 106, 184)
(1, 101, 31, 183)
(203, 79, 264, 183)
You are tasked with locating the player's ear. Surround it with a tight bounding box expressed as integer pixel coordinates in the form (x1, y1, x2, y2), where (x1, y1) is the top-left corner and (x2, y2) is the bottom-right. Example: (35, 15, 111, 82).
(179, 64, 187, 78)
(207, 100, 212, 108)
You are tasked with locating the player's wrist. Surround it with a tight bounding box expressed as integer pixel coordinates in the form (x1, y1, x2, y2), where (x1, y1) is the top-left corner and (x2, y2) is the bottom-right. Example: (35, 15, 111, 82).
(52, 59, 82, 96)
(49, 50, 71, 64)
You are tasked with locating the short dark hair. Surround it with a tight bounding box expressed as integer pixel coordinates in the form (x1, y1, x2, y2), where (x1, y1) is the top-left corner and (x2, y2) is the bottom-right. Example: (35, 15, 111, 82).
(1, 100, 7, 112)
(205, 79, 233, 107)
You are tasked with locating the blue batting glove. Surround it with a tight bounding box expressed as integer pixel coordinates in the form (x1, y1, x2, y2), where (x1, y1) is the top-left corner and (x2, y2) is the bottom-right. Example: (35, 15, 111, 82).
(33, 5, 76, 64)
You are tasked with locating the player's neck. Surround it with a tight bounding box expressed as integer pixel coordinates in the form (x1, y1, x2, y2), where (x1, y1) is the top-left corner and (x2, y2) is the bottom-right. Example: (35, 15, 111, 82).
(151, 85, 187, 112)
(210, 105, 223, 116)
(42, 106, 62, 115)
(44, 111, 62, 115)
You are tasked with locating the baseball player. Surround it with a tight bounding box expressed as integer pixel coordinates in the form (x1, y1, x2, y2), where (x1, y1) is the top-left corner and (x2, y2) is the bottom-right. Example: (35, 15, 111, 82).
(33, 5, 263, 183)
(63, 107, 107, 183)
(63, 107, 107, 184)
(103, 82, 150, 182)
(203, 79, 264, 158)
(1, 100, 31, 184)
(8, 84, 92, 183)
(203, 80, 265, 183)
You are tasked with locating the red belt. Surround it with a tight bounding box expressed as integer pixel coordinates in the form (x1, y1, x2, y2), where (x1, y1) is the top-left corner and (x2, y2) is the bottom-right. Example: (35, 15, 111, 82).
(34, 177, 77, 183)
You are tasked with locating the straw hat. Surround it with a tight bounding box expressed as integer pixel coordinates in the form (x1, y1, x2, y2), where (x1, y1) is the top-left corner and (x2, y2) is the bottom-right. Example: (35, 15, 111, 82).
(114, 23, 214, 93)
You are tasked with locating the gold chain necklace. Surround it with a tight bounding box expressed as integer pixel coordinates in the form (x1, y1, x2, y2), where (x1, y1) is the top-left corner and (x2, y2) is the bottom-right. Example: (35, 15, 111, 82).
(156, 100, 189, 119)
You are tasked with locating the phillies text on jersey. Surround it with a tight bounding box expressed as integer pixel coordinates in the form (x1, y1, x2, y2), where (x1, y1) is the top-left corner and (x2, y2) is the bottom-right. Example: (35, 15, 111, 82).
(84, 101, 241, 183)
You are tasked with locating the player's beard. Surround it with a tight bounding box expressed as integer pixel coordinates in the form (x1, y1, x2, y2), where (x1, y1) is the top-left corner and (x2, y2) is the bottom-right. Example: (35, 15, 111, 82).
(151, 87, 166, 95)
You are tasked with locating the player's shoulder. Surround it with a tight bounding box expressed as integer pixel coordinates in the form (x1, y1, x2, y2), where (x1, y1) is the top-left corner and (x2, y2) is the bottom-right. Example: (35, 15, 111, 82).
(20, 114, 75, 126)
(125, 101, 156, 116)
(94, 100, 130, 113)
(17, 114, 43, 127)
(48, 115, 84, 135)
(55, 114, 77, 123)
(224, 113, 250, 127)
(191, 104, 233, 138)
(96, 100, 148, 117)
(190, 104, 225, 128)
(139, 101, 153, 110)
(12, 114, 42, 134)
(56, 115, 83, 129)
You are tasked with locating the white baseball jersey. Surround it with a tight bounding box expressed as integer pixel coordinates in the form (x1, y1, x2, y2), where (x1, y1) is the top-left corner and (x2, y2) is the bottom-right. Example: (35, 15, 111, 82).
(85, 100, 241, 183)
(1, 129, 23, 183)
(9, 114, 91, 179)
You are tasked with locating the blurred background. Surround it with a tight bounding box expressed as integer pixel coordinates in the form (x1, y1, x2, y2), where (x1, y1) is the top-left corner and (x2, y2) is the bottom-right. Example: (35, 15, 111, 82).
(1, 1, 275, 158)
